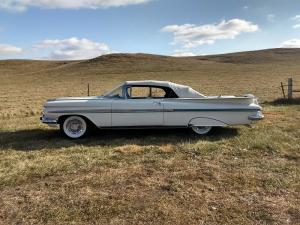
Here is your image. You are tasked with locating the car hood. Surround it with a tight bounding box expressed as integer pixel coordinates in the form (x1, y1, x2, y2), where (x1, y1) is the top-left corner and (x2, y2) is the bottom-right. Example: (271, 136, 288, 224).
(44, 96, 110, 108)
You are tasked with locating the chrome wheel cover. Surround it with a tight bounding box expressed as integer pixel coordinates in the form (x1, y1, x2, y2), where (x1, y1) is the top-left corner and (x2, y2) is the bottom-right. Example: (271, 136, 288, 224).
(63, 116, 87, 138)
(192, 126, 212, 135)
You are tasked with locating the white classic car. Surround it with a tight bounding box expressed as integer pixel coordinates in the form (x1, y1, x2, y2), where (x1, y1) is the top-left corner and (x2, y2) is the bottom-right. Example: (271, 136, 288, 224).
(41, 80, 264, 139)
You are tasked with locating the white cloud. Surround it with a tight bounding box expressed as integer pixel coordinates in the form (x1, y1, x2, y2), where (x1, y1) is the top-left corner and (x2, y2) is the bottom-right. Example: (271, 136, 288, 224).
(171, 51, 196, 57)
(243, 5, 248, 10)
(35, 37, 112, 60)
(291, 15, 300, 29)
(161, 19, 259, 49)
(0, 0, 152, 11)
(267, 14, 275, 22)
(291, 15, 300, 20)
(0, 44, 22, 54)
(293, 24, 300, 29)
(281, 39, 300, 48)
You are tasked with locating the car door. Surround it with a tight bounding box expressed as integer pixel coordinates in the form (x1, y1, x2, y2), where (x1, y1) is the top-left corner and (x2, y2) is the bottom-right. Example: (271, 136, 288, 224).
(111, 86, 164, 126)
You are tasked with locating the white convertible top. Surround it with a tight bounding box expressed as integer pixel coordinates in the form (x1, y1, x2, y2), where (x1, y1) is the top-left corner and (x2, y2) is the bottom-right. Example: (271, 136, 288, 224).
(125, 80, 206, 98)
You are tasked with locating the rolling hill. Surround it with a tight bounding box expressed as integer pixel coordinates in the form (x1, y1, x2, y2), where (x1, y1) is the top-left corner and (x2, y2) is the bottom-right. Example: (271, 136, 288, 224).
(1, 48, 300, 118)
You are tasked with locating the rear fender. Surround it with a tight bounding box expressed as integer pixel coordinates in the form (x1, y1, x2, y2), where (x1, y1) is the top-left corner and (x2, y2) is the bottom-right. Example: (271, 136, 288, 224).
(188, 117, 228, 127)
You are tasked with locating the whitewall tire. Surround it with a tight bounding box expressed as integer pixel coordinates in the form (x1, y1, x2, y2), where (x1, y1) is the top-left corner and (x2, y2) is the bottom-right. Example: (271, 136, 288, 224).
(61, 116, 88, 139)
(191, 126, 212, 135)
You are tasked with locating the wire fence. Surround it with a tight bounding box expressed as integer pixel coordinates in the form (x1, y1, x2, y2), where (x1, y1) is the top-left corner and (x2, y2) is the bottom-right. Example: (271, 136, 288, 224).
(279, 78, 300, 99)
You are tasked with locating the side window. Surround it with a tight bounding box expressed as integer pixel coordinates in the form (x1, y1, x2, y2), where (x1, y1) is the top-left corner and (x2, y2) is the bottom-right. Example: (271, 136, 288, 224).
(151, 87, 166, 98)
(128, 87, 150, 98)
(126, 86, 178, 99)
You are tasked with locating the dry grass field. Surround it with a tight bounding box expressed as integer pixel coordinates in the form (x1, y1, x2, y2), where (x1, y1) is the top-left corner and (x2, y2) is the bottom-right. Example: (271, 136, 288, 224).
(0, 48, 299, 224)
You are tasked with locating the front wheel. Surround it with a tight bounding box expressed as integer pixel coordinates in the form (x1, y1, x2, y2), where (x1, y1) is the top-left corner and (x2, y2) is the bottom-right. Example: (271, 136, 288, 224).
(60, 116, 88, 139)
(191, 126, 212, 135)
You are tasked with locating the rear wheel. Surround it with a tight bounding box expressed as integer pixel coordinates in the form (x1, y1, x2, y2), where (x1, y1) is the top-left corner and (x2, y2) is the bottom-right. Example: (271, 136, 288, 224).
(60, 116, 88, 139)
(191, 126, 212, 135)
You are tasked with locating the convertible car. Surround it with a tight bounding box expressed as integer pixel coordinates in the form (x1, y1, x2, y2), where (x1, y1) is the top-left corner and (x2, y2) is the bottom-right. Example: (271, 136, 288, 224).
(41, 80, 263, 139)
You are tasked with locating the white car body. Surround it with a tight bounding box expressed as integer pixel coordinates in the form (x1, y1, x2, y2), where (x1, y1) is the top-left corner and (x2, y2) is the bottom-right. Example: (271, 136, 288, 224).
(41, 80, 263, 138)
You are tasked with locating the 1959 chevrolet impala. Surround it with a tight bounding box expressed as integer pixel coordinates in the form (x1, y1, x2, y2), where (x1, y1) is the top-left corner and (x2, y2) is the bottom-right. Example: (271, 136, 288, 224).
(41, 80, 264, 139)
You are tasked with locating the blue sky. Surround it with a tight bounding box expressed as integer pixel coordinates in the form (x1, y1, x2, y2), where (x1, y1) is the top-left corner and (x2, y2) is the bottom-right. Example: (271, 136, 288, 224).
(0, 0, 300, 59)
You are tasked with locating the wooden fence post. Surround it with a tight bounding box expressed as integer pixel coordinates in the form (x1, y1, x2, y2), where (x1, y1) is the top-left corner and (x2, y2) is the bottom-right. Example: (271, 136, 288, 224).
(280, 82, 286, 99)
(288, 78, 293, 99)
(87, 83, 90, 96)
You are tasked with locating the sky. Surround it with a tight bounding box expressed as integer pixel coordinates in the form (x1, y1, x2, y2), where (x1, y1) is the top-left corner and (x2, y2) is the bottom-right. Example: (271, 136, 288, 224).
(0, 0, 300, 60)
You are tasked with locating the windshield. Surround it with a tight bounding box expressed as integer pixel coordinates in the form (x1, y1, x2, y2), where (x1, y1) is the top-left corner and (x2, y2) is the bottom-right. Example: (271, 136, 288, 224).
(103, 84, 123, 98)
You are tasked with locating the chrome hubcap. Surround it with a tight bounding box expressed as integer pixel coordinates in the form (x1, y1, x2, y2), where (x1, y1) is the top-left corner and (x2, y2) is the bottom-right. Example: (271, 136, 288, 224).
(67, 119, 84, 135)
(63, 116, 87, 138)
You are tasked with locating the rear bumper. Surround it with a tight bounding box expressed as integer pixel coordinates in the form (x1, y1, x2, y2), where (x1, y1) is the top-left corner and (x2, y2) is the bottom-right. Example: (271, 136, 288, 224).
(248, 111, 264, 121)
(40, 116, 58, 125)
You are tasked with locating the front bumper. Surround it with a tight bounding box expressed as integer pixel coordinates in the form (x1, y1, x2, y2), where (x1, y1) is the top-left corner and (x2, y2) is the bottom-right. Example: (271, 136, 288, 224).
(248, 111, 264, 121)
(40, 116, 58, 125)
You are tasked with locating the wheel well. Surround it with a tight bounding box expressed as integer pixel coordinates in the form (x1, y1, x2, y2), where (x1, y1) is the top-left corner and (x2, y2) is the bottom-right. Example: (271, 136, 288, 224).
(57, 115, 96, 128)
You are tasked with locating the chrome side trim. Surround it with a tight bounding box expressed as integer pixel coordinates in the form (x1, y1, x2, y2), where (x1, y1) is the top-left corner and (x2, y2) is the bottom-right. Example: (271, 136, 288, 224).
(164, 108, 259, 112)
(48, 109, 111, 114)
(188, 117, 229, 126)
(48, 108, 260, 114)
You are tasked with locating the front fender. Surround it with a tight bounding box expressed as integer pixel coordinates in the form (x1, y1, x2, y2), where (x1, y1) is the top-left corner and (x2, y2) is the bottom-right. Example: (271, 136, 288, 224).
(188, 117, 228, 127)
